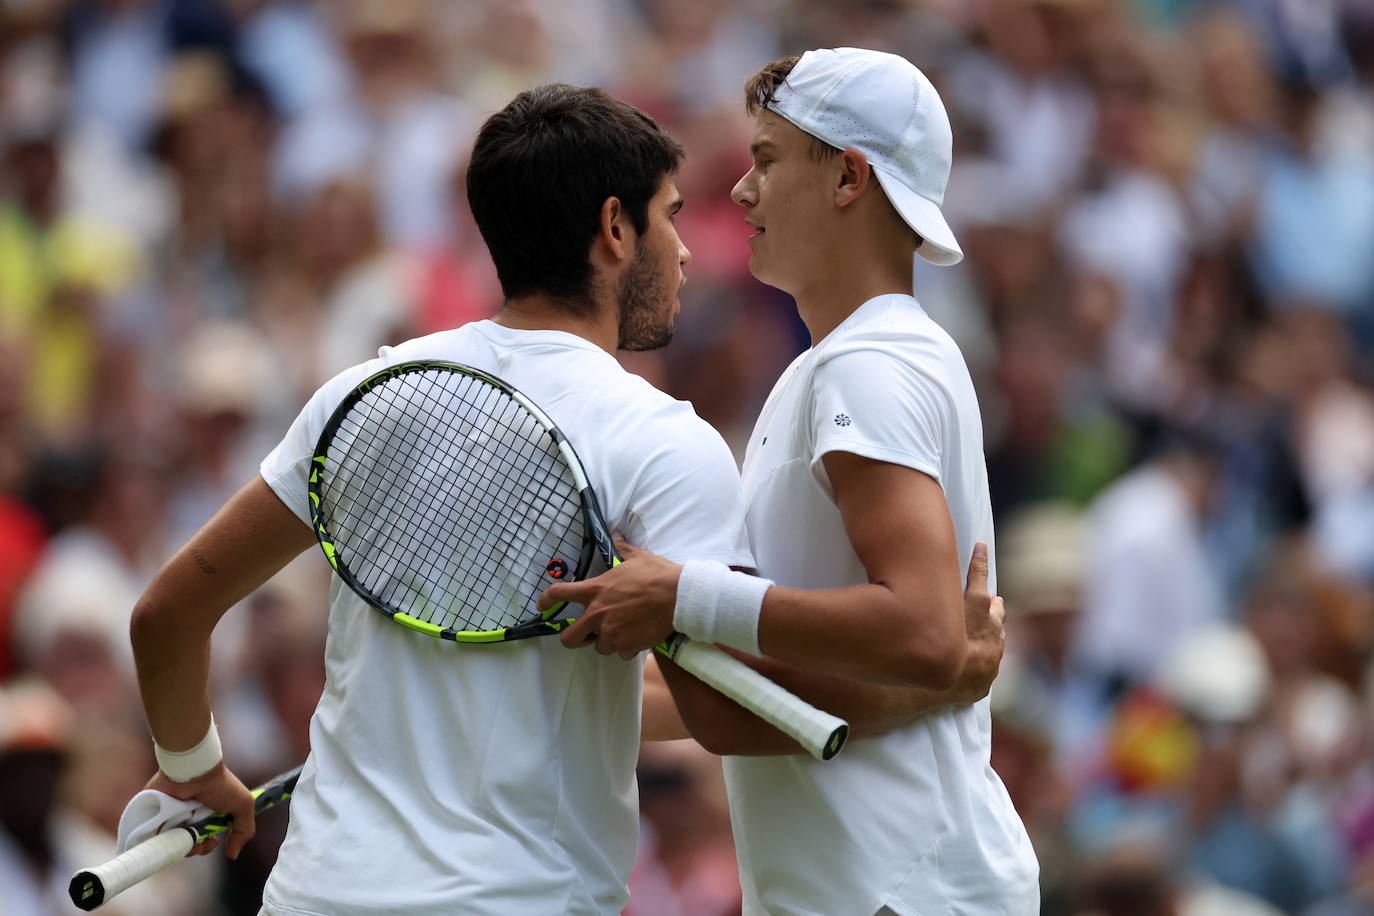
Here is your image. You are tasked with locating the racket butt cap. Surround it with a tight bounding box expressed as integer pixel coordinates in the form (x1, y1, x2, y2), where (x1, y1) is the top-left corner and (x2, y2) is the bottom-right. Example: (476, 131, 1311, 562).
(70, 871, 105, 911)
(821, 724, 849, 761)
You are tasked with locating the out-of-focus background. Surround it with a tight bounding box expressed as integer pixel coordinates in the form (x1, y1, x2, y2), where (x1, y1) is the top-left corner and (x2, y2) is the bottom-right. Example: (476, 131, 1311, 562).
(1, 0, 1372, 913)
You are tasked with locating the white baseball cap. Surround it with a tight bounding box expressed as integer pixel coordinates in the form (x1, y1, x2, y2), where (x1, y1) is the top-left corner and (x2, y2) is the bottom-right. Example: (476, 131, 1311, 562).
(768, 47, 963, 266)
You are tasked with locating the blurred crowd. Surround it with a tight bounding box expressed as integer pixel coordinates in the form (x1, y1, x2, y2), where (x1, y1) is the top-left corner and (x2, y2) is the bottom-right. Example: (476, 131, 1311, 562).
(2, 0, 1373, 914)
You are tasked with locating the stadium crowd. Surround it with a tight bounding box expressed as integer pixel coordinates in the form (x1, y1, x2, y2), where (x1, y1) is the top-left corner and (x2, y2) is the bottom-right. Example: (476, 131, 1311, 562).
(1, 0, 1373, 913)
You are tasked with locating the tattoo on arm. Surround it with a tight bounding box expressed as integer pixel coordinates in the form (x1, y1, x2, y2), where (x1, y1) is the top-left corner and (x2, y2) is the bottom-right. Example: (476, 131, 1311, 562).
(192, 551, 217, 575)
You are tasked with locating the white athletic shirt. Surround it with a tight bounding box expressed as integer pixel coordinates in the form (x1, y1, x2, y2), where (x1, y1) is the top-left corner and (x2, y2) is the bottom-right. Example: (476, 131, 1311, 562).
(257, 321, 753, 916)
(727, 295, 1039, 916)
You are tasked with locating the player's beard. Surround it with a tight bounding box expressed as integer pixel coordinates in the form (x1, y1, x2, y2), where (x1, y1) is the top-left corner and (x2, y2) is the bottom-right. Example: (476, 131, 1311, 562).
(616, 246, 675, 352)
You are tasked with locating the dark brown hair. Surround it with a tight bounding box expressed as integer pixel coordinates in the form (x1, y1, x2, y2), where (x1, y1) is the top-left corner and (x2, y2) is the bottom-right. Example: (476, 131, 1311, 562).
(744, 56, 841, 161)
(466, 84, 684, 312)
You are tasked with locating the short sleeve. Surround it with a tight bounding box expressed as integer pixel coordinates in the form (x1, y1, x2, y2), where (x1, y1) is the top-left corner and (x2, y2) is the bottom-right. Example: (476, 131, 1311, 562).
(259, 360, 383, 527)
(619, 417, 755, 569)
(808, 348, 952, 496)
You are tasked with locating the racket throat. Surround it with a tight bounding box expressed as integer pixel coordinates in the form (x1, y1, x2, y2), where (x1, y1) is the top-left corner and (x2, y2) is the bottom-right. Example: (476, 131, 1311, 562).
(575, 486, 618, 577)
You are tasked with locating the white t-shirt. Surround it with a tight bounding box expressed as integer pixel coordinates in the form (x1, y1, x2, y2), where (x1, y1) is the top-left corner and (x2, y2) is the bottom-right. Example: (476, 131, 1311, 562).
(257, 321, 753, 915)
(727, 295, 1039, 916)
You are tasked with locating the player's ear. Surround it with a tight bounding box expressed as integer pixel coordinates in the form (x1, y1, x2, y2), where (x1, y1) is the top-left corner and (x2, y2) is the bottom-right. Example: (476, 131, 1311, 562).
(595, 196, 632, 263)
(834, 149, 871, 208)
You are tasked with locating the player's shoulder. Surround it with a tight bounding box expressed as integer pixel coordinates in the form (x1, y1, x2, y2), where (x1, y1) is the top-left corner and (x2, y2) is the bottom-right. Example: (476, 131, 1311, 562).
(817, 294, 972, 387)
(374, 325, 481, 363)
(598, 369, 721, 442)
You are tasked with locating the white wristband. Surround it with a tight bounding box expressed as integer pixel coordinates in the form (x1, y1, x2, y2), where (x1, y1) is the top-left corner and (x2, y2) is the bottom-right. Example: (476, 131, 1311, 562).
(672, 560, 771, 656)
(154, 716, 223, 783)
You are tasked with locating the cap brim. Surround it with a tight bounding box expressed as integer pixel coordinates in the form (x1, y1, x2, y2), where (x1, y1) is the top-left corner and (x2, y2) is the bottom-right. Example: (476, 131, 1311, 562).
(872, 166, 963, 266)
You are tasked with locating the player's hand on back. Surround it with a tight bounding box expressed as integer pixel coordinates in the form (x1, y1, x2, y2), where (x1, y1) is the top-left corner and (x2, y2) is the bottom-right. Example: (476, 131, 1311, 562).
(953, 542, 1006, 703)
(146, 762, 256, 859)
(541, 535, 681, 659)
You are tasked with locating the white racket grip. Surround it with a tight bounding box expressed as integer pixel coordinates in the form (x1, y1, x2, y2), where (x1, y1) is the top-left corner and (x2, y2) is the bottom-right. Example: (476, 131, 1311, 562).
(69, 827, 195, 911)
(664, 636, 849, 760)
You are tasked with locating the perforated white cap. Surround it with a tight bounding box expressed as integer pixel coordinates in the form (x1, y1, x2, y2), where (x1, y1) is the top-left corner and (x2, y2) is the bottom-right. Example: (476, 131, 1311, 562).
(769, 47, 963, 266)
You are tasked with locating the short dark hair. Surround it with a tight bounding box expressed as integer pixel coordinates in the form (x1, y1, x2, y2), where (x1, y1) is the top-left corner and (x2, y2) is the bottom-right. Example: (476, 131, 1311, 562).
(744, 57, 841, 162)
(466, 84, 685, 311)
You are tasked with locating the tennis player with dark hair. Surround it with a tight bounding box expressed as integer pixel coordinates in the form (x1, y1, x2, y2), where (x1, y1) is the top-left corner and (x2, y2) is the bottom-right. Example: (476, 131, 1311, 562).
(128, 83, 752, 916)
(125, 80, 1003, 915)
(544, 50, 1040, 914)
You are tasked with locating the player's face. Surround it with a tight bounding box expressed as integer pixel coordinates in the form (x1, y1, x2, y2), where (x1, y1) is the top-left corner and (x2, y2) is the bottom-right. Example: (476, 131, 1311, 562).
(731, 112, 836, 294)
(617, 177, 690, 352)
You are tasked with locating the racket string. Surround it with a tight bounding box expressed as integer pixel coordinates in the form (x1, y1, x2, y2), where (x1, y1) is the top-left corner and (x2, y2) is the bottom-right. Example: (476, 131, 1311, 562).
(330, 400, 468, 622)
(395, 377, 577, 629)
(329, 375, 518, 628)
(316, 367, 585, 633)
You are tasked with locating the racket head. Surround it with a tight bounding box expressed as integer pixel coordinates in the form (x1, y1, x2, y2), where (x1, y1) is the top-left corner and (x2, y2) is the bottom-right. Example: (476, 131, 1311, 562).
(309, 361, 615, 643)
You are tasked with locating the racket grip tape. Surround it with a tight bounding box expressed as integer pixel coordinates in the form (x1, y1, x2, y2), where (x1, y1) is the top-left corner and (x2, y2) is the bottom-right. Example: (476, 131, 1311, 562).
(69, 826, 196, 911)
(662, 636, 849, 760)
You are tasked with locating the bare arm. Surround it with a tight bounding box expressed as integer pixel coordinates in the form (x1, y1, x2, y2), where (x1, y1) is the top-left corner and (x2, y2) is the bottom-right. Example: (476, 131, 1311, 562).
(642, 547, 1004, 753)
(550, 452, 968, 688)
(755, 452, 967, 686)
(642, 652, 690, 741)
(130, 475, 316, 855)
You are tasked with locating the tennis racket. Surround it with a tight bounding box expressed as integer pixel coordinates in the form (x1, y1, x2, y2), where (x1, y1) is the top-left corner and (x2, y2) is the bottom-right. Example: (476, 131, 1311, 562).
(69, 766, 301, 911)
(308, 360, 848, 761)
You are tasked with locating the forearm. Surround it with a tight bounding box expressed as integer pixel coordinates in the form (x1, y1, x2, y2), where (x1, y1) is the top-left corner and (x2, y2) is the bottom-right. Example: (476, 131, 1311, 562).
(133, 615, 216, 751)
(656, 652, 802, 755)
(132, 535, 249, 749)
(659, 645, 984, 756)
(641, 654, 690, 741)
(757, 582, 966, 688)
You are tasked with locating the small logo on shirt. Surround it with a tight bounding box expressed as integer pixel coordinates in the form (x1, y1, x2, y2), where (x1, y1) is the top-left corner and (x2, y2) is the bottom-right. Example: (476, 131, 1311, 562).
(834, 414, 852, 427)
(546, 558, 568, 579)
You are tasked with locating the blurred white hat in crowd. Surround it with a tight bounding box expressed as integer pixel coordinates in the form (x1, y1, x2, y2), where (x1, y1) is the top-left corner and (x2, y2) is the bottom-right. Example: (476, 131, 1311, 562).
(1157, 622, 1271, 723)
(177, 322, 272, 416)
(999, 502, 1086, 616)
(13, 560, 136, 669)
(768, 47, 963, 266)
(0, 678, 74, 753)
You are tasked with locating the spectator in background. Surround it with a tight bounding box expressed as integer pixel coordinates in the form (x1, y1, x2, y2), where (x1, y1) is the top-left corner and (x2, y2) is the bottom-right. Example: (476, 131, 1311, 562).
(0, 340, 46, 680)
(0, 678, 74, 916)
(998, 502, 1102, 778)
(13, 451, 167, 697)
(1057, 31, 1193, 413)
(948, 0, 1097, 213)
(1071, 842, 1284, 916)
(1248, 75, 1374, 321)
(1154, 623, 1314, 912)
(1073, 433, 1226, 700)
(985, 316, 1133, 521)
(0, 678, 202, 915)
(628, 741, 741, 916)
(272, 1, 474, 249)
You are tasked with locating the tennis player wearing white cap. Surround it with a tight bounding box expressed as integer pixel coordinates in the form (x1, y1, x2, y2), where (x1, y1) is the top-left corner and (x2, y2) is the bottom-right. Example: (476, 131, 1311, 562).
(546, 48, 1039, 914)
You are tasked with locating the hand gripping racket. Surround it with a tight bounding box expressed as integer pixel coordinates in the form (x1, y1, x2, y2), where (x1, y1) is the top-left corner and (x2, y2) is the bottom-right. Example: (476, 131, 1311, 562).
(69, 766, 301, 911)
(307, 360, 848, 761)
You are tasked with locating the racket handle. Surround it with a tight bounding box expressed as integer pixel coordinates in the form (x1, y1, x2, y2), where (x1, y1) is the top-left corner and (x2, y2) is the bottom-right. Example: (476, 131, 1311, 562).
(69, 827, 196, 911)
(660, 635, 849, 761)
